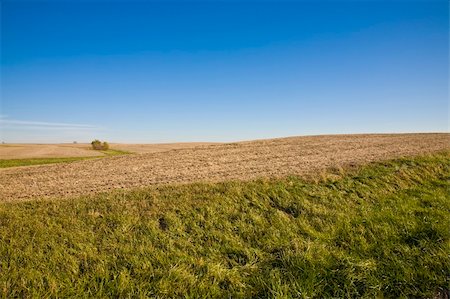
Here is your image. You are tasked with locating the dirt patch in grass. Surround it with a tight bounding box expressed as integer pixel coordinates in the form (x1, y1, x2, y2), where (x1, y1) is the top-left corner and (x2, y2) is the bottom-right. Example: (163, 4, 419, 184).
(0, 133, 449, 201)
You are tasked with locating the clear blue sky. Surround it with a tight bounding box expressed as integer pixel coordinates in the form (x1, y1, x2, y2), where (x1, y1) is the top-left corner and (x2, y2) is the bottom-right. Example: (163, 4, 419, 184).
(1, 0, 448, 143)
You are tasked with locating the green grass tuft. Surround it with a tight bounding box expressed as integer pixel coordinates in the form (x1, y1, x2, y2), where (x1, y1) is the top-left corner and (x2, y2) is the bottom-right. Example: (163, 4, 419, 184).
(0, 152, 449, 298)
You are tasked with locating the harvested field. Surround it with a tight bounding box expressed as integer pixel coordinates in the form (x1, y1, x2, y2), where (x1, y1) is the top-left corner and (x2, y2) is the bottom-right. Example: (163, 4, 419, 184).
(109, 142, 219, 154)
(0, 142, 217, 159)
(0, 144, 103, 159)
(0, 133, 449, 201)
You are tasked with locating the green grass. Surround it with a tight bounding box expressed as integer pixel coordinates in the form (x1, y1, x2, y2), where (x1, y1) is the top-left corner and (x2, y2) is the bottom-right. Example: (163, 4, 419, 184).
(0, 149, 131, 168)
(0, 156, 91, 168)
(1, 152, 449, 298)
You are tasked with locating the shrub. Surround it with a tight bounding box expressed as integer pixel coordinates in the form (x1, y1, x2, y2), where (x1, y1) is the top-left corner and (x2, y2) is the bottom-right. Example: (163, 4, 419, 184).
(91, 140, 109, 150)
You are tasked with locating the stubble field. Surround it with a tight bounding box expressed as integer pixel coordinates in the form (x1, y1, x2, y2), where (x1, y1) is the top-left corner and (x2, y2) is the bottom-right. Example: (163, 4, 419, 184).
(0, 133, 448, 201)
(0, 142, 217, 159)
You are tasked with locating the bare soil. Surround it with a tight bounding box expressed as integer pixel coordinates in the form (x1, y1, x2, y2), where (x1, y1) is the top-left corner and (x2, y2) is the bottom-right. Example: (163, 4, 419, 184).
(110, 142, 219, 154)
(0, 142, 217, 159)
(0, 144, 103, 159)
(1, 133, 449, 201)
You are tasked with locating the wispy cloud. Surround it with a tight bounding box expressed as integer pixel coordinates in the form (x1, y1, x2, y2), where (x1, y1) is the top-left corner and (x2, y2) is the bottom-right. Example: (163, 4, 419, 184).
(0, 118, 99, 130)
(0, 117, 104, 142)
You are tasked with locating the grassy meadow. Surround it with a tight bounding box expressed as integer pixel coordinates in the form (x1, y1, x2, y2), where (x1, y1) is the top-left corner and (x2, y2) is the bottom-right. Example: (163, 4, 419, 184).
(0, 152, 449, 298)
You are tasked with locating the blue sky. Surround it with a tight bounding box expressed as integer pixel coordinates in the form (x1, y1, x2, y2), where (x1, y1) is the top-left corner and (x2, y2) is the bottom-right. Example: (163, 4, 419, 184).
(0, 0, 448, 143)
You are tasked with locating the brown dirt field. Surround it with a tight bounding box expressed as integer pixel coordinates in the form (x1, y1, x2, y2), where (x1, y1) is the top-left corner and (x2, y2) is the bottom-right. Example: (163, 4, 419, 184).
(110, 142, 219, 154)
(0, 144, 104, 159)
(0, 133, 449, 201)
(0, 142, 217, 159)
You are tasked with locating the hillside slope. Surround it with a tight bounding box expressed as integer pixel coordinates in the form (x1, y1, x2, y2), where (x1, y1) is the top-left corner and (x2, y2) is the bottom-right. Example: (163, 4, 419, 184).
(1, 133, 449, 201)
(1, 152, 449, 297)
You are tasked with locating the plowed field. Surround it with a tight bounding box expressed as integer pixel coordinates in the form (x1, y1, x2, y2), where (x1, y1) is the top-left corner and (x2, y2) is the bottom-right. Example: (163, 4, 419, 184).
(1, 133, 448, 201)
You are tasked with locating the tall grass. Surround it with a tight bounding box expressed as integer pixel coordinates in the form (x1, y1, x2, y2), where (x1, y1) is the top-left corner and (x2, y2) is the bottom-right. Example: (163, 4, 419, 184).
(0, 152, 449, 298)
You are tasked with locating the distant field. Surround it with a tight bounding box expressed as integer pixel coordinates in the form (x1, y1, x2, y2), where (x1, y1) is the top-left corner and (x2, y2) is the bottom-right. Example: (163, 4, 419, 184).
(0, 149, 131, 168)
(0, 143, 103, 159)
(0, 157, 91, 168)
(1, 152, 449, 297)
(0, 142, 213, 168)
(0, 133, 448, 201)
(110, 142, 219, 154)
(0, 142, 217, 159)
